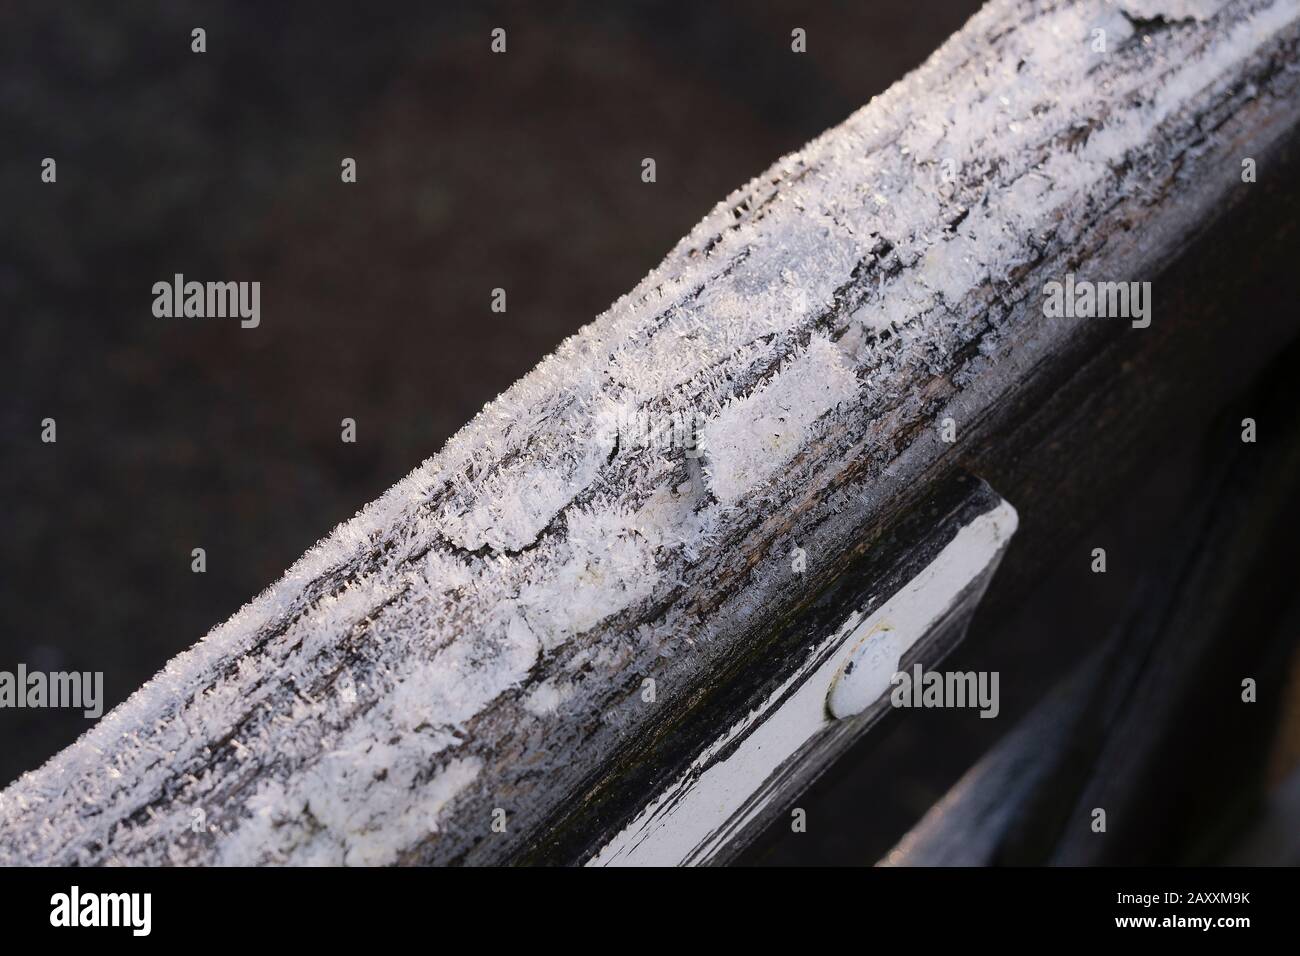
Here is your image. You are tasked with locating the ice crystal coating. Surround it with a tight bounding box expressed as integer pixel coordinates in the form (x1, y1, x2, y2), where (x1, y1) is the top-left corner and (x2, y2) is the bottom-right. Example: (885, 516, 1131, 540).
(1, 0, 1295, 865)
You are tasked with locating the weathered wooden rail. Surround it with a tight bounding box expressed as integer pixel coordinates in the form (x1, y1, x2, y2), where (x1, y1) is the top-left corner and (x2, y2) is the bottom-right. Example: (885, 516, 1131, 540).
(2, 0, 1299, 865)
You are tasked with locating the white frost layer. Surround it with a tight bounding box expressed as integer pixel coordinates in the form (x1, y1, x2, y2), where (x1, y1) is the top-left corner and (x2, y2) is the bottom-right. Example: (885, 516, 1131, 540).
(588, 501, 1018, 867)
(1113, 0, 1232, 20)
(1, 0, 1295, 865)
(701, 335, 860, 505)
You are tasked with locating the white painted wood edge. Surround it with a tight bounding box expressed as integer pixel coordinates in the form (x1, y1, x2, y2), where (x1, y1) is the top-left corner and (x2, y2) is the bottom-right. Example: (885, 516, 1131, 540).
(588, 499, 1018, 867)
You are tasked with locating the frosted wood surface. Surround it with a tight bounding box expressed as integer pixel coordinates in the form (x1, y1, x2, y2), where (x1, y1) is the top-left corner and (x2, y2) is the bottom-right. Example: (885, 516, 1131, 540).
(2, 0, 1297, 865)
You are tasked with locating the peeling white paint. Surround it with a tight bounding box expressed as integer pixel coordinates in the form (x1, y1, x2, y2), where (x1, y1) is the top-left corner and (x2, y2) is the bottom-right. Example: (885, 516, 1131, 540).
(588, 500, 1018, 867)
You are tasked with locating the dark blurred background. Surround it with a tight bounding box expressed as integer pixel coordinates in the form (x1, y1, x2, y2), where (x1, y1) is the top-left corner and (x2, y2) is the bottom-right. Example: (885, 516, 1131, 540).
(4, 1, 1298, 866)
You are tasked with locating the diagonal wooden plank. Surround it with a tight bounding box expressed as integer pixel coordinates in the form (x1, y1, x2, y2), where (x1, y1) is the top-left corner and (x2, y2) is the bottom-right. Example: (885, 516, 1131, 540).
(2, 0, 1298, 865)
